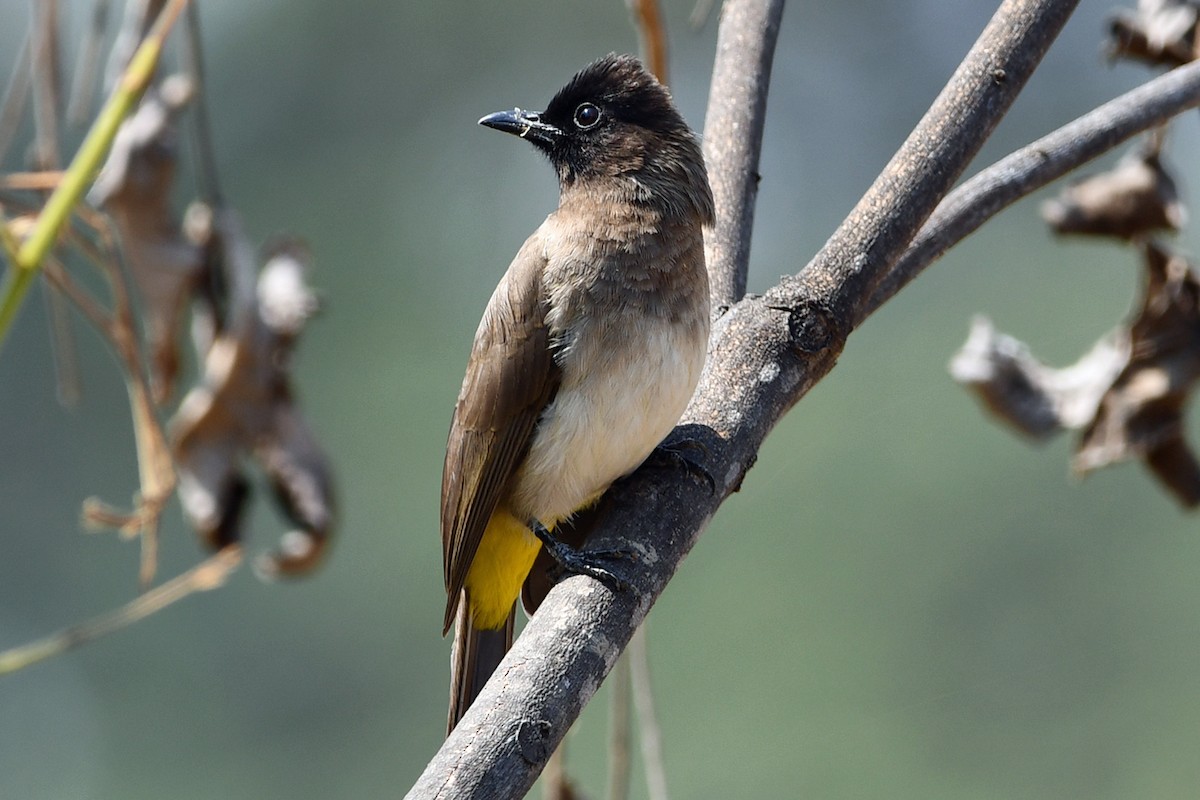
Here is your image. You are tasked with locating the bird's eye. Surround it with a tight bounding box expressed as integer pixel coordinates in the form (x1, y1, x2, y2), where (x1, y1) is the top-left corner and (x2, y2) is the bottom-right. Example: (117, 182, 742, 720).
(573, 103, 601, 130)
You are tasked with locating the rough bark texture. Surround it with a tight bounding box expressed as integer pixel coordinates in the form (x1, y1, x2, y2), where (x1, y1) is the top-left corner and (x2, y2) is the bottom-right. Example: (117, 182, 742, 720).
(701, 0, 785, 307)
(789, 0, 1078, 327)
(869, 58, 1200, 320)
(401, 1, 1200, 797)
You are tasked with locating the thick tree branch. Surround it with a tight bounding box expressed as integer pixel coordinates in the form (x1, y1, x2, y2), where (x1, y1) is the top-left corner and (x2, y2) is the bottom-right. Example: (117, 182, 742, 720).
(866, 58, 1200, 321)
(408, 1, 1095, 797)
(701, 0, 785, 307)
(780, 0, 1078, 328)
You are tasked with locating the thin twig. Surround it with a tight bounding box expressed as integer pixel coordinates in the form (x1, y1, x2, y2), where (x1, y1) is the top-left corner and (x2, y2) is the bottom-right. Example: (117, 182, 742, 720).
(629, 626, 669, 800)
(41, 265, 81, 405)
(606, 652, 632, 800)
(66, 0, 114, 125)
(42, 207, 179, 586)
(865, 58, 1200, 321)
(786, 0, 1080, 326)
(0, 546, 242, 675)
(688, 0, 716, 32)
(42, 256, 113, 332)
(626, 0, 669, 85)
(0, 30, 33, 164)
(0, 209, 21, 267)
(29, 0, 61, 170)
(106, 0, 167, 89)
(85, 213, 177, 587)
(0, 171, 65, 190)
(28, 0, 80, 405)
(181, 1, 223, 204)
(542, 743, 580, 800)
(700, 0, 786, 307)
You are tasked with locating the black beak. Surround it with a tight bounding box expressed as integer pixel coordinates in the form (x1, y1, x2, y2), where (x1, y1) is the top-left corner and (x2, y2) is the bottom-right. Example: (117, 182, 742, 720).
(478, 108, 562, 148)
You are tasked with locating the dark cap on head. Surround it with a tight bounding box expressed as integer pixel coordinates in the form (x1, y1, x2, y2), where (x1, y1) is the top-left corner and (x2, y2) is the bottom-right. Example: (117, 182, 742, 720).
(479, 54, 712, 221)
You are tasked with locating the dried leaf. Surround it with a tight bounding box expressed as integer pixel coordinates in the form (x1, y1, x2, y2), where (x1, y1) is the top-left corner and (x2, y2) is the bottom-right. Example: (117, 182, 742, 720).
(1107, 0, 1200, 67)
(170, 221, 335, 576)
(91, 74, 201, 404)
(1074, 241, 1200, 506)
(257, 402, 335, 577)
(1040, 137, 1186, 239)
(954, 241, 1200, 508)
(950, 315, 1129, 438)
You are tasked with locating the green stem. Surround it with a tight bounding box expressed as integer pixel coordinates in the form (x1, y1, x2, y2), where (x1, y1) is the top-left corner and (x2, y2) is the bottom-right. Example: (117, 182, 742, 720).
(0, 214, 18, 264)
(0, 267, 35, 341)
(0, 0, 188, 350)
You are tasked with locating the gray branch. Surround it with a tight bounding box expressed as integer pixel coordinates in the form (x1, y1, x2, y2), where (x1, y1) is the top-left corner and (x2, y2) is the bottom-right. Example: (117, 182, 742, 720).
(401, 1, 1200, 797)
(784, 0, 1078, 327)
(701, 0, 785, 307)
(867, 57, 1200, 321)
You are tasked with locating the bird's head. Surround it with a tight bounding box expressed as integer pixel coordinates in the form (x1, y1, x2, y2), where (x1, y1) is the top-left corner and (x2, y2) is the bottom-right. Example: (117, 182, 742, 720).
(479, 54, 712, 220)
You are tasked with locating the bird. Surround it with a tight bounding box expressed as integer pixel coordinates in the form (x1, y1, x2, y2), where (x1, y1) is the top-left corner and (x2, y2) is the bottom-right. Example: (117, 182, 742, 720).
(441, 53, 714, 733)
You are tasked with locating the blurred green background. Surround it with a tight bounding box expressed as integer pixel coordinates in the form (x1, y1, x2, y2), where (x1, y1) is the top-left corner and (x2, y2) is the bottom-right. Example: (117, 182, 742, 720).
(2, 1, 1200, 798)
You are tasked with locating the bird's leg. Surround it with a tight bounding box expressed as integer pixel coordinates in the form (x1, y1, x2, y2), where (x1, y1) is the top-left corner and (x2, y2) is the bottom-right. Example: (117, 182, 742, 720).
(529, 519, 632, 592)
(642, 435, 717, 495)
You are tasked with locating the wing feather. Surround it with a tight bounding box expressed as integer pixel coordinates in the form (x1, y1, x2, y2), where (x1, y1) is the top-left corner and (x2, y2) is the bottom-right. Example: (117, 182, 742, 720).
(441, 232, 561, 631)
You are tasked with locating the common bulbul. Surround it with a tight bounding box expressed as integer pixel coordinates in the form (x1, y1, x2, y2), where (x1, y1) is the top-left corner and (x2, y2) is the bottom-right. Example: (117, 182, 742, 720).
(441, 53, 714, 732)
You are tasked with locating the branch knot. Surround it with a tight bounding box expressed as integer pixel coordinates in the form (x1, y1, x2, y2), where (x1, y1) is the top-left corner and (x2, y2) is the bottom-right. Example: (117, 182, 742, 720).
(513, 718, 552, 765)
(776, 294, 841, 355)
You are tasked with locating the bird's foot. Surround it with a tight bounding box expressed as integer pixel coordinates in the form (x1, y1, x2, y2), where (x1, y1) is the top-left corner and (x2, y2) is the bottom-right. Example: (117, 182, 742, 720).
(530, 519, 633, 592)
(644, 435, 716, 495)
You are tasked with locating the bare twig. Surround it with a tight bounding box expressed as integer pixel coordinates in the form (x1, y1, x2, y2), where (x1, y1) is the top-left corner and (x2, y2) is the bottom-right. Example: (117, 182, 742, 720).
(629, 627, 669, 800)
(542, 748, 567, 800)
(181, 1, 223, 204)
(626, 0, 669, 85)
(29, 0, 61, 170)
(83, 215, 178, 587)
(0, 30, 33, 165)
(28, 1, 81, 405)
(106, 0, 167, 88)
(700, 0, 785, 307)
(66, 0, 113, 125)
(867, 59, 1200, 320)
(790, 0, 1079, 326)
(605, 653, 632, 800)
(688, 0, 716, 32)
(41, 261, 81, 405)
(27, 0, 80, 404)
(0, 211, 21, 266)
(42, 256, 113, 332)
(407, 2, 1082, 797)
(541, 742, 585, 800)
(45, 210, 180, 587)
(0, 170, 64, 190)
(0, 546, 241, 675)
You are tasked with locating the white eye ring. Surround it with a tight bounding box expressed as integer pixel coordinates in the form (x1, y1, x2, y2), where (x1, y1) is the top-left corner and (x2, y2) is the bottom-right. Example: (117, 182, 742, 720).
(573, 102, 601, 129)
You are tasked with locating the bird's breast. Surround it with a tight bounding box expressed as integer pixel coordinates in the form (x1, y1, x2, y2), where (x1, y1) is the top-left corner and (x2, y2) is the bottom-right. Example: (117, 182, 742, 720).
(506, 304, 708, 525)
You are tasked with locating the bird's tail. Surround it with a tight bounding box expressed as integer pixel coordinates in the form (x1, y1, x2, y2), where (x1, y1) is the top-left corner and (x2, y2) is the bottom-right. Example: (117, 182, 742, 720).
(447, 592, 515, 734)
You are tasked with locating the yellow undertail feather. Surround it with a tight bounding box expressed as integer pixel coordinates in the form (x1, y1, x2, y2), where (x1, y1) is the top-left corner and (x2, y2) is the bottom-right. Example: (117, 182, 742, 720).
(462, 509, 543, 630)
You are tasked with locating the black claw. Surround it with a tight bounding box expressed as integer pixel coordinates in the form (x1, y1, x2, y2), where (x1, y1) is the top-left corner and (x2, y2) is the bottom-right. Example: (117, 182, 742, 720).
(646, 436, 717, 495)
(530, 519, 633, 592)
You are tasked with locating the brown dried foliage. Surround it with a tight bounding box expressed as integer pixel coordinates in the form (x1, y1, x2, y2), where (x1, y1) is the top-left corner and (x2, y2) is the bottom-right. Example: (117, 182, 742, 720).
(956, 129, 1200, 507)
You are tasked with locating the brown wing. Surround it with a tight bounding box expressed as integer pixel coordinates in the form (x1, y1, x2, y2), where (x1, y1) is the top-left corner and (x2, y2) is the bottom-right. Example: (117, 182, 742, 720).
(441, 232, 561, 632)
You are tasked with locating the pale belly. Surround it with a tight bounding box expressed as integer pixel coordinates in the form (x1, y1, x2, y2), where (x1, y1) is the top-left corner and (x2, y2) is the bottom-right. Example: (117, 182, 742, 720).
(506, 316, 707, 526)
